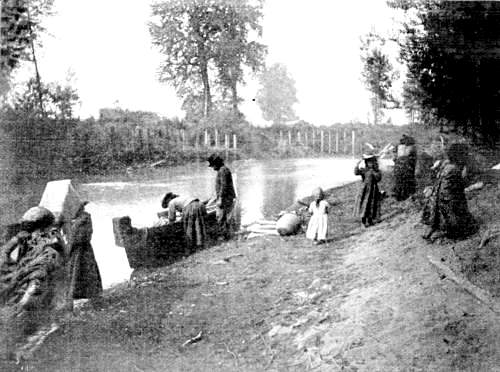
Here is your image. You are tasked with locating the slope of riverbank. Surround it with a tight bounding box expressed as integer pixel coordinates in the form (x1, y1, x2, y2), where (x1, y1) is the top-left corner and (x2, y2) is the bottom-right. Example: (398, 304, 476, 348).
(3, 159, 497, 371)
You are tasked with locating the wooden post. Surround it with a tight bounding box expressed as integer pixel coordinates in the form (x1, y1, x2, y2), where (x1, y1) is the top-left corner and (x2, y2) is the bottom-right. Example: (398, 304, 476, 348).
(343, 130, 347, 154)
(305, 131, 308, 147)
(215, 128, 219, 148)
(288, 131, 292, 146)
(352, 130, 356, 158)
(233, 134, 237, 150)
(297, 131, 301, 144)
(320, 130, 324, 153)
(279, 130, 283, 147)
(335, 131, 339, 153)
(328, 131, 332, 154)
(204, 129, 208, 146)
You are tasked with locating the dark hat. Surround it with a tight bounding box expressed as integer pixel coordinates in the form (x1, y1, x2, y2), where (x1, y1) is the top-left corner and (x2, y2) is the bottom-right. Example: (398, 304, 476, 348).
(161, 192, 178, 209)
(207, 153, 224, 167)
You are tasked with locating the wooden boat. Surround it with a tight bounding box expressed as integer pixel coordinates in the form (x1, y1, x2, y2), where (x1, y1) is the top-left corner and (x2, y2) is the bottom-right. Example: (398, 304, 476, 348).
(113, 206, 223, 269)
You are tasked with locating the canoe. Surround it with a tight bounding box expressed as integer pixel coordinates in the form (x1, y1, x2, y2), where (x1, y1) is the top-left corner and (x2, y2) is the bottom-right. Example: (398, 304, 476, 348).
(112, 207, 221, 269)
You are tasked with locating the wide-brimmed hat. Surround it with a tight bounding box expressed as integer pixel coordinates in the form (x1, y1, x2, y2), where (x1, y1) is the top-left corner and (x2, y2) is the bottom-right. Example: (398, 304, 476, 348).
(207, 153, 224, 167)
(161, 192, 179, 208)
(362, 150, 377, 160)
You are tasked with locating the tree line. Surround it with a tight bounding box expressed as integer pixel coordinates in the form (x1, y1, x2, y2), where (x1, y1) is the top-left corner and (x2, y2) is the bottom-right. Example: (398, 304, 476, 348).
(361, 0, 500, 144)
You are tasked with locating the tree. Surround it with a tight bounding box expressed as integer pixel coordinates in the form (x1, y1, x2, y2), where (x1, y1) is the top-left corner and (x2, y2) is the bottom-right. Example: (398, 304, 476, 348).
(256, 63, 298, 125)
(389, 0, 500, 143)
(150, 0, 266, 119)
(0, 0, 54, 94)
(9, 77, 79, 121)
(212, 0, 266, 114)
(360, 33, 398, 125)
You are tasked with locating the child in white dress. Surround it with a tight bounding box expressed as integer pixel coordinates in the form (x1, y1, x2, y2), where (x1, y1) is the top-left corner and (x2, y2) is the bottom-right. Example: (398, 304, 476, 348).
(306, 187, 330, 244)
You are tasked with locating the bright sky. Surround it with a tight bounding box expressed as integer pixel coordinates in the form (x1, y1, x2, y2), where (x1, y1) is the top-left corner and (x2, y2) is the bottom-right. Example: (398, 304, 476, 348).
(17, 0, 405, 125)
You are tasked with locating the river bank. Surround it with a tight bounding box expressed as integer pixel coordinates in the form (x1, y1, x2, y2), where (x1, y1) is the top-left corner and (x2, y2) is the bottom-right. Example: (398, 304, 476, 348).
(3, 154, 498, 371)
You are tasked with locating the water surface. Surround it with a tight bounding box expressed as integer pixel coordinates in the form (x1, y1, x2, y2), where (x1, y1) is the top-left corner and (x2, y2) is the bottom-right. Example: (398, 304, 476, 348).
(78, 157, 369, 288)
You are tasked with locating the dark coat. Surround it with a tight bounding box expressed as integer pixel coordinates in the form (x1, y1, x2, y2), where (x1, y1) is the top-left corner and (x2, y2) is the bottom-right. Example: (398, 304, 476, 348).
(422, 161, 477, 238)
(353, 164, 382, 222)
(215, 165, 236, 208)
(67, 211, 102, 299)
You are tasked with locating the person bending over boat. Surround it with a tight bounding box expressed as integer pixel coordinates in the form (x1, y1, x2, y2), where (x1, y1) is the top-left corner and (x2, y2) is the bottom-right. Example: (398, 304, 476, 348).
(207, 154, 236, 240)
(161, 192, 207, 256)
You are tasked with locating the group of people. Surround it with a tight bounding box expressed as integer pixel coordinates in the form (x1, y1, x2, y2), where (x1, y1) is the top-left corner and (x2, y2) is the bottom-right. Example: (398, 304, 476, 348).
(160, 153, 236, 257)
(303, 134, 477, 244)
(0, 200, 102, 360)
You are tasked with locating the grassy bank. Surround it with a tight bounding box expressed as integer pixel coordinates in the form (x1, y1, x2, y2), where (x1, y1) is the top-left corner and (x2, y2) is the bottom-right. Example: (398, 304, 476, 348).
(8, 157, 498, 371)
(1, 129, 498, 371)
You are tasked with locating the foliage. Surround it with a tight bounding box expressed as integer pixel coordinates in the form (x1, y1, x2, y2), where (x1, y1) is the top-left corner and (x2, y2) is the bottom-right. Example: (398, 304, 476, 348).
(150, 0, 266, 118)
(389, 0, 500, 144)
(0, 0, 54, 91)
(360, 33, 398, 125)
(256, 63, 298, 126)
(211, 0, 267, 113)
(7, 77, 79, 120)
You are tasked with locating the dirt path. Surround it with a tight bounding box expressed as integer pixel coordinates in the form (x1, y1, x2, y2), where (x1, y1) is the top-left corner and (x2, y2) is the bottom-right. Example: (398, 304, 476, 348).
(4, 175, 500, 371)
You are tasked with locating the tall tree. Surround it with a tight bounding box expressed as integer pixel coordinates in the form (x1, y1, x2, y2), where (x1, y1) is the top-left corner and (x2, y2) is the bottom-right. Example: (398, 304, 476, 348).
(150, 0, 266, 119)
(212, 0, 266, 114)
(389, 0, 500, 143)
(256, 63, 298, 125)
(360, 33, 398, 125)
(0, 0, 53, 95)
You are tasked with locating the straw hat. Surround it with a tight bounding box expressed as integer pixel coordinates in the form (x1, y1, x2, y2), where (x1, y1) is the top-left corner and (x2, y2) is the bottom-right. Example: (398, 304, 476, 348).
(362, 150, 377, 160)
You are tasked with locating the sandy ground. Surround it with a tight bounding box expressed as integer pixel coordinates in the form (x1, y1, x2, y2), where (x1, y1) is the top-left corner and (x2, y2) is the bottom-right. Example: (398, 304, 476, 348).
(3, 169, 500, 372)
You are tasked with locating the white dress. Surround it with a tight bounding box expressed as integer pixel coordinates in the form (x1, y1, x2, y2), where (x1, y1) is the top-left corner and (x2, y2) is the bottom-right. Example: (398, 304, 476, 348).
(306, 200, 329, 240)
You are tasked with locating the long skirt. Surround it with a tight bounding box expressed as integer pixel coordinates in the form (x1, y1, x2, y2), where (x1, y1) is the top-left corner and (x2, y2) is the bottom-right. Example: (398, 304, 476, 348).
(393, 156, 416, 201)
(68, 242, 103, 300)
(182, 201, 207, 254)
(306, 214, 328, 241)
(353, 182, 381, 224)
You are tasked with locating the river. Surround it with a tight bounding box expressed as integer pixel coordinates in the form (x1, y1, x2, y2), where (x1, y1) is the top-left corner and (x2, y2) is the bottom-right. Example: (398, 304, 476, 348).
(77, 157, 391, 288)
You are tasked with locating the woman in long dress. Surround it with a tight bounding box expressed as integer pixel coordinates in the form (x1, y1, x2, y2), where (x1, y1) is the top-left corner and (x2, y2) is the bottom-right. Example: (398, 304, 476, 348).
(422, 143, 477, 240)
(67, 202, 103, 301)
(393, 134, 417, 201)
(353, 153, 382, 227)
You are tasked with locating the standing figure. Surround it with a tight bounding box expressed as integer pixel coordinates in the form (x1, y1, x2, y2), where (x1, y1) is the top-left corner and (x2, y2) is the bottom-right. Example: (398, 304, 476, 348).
(353, 152, 382, 227)
(422, 143, 477, 241)
(207, 154, 236, 240)
(305, 187, 330, 245)
(161, 192, 207, 256)
(67, 202, 103, 303)
(392, 134, 417, 201)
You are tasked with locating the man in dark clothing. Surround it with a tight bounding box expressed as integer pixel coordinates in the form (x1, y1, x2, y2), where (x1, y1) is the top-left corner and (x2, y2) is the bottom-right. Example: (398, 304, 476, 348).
(207, 154, 236, 240)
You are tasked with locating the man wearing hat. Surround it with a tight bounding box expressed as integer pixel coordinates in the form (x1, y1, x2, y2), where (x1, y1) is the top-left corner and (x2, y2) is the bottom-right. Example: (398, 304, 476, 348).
(207, 154, 236, 240)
